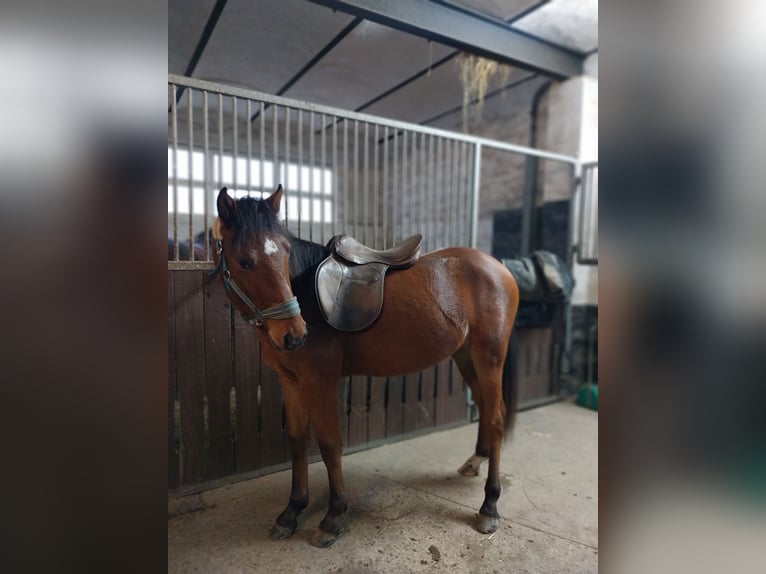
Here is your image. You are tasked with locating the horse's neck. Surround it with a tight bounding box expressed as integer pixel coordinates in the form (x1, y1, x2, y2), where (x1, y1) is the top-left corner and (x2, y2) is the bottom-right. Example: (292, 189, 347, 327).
(288, 236, 330, 282)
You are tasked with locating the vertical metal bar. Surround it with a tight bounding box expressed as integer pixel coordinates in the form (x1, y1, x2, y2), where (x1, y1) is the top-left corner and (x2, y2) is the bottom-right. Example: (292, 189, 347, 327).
(392, 131, 398, 246)
(187, 90, 195, 259)
(309, 111, 315, 242)
(297, 109, 303, 238)
(400, 131, 407, 244)
(332, 118, 338, 238)
(373, 123, 379, 248)
(259, 102, 265, 197)
(232, 97, 238, 198)
(382, 126, 389, 248)
(410, 131, 417, 240)
(171, 84, 179, 261)
(469, 143, 482, 249)
(285, 107, 291, 230)
(218, 93, 224, 197)
(343, 120, 348, 234)
(445, 139, 452, 247)
(462, 142, 469, 246)
(273, 104, 279, 220)
(203, 90, 210, 260)
(434, 137, 444, 249)
(363, 122, 369, 245)
(246, 100, 252, 196)
(562, 161, 582, 376)
(320, 113, 327, 244)
(353, 120, 359, 240)
(428, 134, 435, 252)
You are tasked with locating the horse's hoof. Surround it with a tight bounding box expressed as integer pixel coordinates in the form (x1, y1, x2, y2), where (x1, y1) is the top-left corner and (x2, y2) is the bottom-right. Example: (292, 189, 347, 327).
(270, 523, 295, 540)
(477, 514, 499, 534)
(310, 529, 339, 548)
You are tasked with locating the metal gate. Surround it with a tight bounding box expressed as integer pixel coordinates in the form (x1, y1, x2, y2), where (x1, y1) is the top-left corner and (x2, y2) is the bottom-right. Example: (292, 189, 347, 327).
(168, 75, 579, 491)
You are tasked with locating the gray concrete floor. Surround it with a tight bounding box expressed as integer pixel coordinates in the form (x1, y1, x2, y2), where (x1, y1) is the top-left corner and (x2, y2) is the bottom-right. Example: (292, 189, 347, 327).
(168, 400, 598, 573)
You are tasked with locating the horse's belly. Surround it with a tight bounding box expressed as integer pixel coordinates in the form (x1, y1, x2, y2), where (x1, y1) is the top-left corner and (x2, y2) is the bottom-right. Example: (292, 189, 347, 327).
(341, 260, 467, 376)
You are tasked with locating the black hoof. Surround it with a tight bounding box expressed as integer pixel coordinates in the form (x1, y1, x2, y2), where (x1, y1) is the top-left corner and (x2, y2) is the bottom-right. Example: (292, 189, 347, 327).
(270, 522, 295, 540)
(477, 514, 499, 534)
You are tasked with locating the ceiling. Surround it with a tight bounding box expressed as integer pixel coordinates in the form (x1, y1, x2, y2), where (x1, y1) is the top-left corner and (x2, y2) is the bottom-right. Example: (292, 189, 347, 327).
(169, 0, 597, 135)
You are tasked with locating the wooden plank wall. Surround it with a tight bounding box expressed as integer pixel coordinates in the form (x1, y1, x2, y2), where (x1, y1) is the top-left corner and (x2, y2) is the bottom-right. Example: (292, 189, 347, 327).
(169, 270, 469, 490)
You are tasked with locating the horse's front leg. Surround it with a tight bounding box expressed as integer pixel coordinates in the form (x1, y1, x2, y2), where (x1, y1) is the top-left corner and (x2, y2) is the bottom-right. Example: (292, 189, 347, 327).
(270, 379, 310, 539)
(309, 377, 347, 548)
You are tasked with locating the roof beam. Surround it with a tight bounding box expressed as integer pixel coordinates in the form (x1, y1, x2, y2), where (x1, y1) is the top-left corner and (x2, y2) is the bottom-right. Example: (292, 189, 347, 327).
(305, 0, 582, 78)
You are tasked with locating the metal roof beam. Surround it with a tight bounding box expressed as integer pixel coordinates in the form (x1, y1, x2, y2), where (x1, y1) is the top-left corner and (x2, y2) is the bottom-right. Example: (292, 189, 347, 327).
(305, 0, 582, 78)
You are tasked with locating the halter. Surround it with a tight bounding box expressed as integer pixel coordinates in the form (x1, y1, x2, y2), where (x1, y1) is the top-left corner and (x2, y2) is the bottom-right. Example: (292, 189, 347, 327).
(210, 238, 301, 327)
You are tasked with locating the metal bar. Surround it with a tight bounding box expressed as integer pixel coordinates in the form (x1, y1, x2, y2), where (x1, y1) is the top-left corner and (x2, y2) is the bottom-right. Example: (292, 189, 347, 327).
(343, 120, 348, 234)
(400, 131, 407, 243)
(247, 100, 252, 195)
(309, 111, 315, 242)
(302, 0, 582, 78)
(286, 107, 292, 231)
(392, 131, 398, 245)
(353, 120, 359, 240)
(169, 75, 578, 165)
(232, 97, 238, 193)
(203, 91, 210, 260)
(445, 139, 453, 245)
(273, 104, 280, 220)
(332, 118, 338, 238)
(363, 122, 369, 245)
(298, 109, 303, 238)
(382, 126, 389, 248)
(373, 123, 379, 248)
(218, 92, 223, 203)
(259, 102, 265, 196)
(469, 144, 482, 249)
(410, 131, 417, 240)
(435, 137, 442, 249)
(428, 134, 434, 251)
(171, 85, 179, 261)
(187, 89, 194, 259)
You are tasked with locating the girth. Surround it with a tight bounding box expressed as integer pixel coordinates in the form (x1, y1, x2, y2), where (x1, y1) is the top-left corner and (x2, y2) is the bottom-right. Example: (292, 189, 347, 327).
(315, 234, 422, 331)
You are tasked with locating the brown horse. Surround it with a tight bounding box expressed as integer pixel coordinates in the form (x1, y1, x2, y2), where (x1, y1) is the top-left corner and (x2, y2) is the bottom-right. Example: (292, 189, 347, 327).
(213, 186, 520, 547)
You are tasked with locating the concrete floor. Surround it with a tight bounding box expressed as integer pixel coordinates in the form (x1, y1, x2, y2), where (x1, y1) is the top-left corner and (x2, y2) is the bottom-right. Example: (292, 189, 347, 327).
(168, 400, 598, 573)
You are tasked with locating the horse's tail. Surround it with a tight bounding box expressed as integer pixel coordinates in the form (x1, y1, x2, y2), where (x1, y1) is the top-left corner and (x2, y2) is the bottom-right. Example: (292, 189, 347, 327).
(502, 330, 520, 438)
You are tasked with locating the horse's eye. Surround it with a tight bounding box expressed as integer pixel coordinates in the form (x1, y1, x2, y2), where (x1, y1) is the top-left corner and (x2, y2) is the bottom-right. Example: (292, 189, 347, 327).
(238, 259, 252, 270)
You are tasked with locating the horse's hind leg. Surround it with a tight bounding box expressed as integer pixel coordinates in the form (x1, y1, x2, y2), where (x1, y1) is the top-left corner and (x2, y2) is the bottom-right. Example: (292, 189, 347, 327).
(455, 343, 508, 534)
(453, 347, 489, 477)
(270, 379, 310, 539)
(309, 377, 347, 548)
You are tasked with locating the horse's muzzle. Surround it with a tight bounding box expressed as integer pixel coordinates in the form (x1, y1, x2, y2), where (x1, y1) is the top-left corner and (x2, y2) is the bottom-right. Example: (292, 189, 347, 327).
(283, 331, 307, 351)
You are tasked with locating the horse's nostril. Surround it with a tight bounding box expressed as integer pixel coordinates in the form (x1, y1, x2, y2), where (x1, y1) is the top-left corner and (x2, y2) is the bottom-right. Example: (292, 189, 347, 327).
(283, 332, 304, 350)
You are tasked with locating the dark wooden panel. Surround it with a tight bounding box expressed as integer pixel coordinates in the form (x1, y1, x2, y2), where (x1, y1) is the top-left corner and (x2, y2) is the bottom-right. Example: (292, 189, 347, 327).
(367, 376, 387, 442)
(174, 271, 206, 484)
(348, 375, 368, 447)
(449, 360, 467, 423)
(168, 273, 179, 489)
(402, 372, 420, 434)
(203, 278, 235, 479)
(385, 375, 403, 437)
(435, 359, 452, 427)
(259, 349, 285, 467)
(233, 315, 260, 473)
(418, 366, 436, 430)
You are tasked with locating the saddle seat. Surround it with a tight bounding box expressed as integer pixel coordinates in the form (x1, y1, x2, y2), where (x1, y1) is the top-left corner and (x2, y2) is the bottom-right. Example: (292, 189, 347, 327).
(331, 234, 422, 268)
(315, 234, 423, 331)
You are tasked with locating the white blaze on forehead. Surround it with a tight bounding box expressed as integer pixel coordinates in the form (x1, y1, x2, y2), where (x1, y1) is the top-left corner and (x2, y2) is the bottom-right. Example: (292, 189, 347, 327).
(263, 238, 279, 256)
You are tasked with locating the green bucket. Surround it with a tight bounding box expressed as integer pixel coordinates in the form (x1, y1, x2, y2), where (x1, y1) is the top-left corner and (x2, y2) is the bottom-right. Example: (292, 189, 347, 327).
(576, 383, 598, 411)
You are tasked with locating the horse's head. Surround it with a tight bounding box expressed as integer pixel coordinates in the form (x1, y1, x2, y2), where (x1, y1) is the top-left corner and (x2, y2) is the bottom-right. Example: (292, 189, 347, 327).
(214, 185, 307, 351)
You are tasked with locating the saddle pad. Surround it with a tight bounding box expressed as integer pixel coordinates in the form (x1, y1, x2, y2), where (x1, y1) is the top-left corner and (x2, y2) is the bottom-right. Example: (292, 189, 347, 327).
(315, 255, 388, 331)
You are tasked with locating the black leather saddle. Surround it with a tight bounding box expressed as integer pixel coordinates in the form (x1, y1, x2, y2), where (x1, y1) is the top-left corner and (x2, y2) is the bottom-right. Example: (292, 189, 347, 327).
(315, 234, 423, 331)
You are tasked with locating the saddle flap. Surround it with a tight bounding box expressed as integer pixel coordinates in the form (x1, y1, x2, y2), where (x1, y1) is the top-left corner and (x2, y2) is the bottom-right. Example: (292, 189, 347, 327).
(315, 255, 387, 331)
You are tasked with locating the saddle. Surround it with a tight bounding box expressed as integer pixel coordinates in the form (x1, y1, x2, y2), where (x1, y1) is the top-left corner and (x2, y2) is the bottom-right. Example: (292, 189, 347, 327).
(315, 234, 423, 331)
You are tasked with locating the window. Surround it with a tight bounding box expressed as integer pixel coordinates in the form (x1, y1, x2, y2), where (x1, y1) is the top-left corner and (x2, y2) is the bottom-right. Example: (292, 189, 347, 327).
(168, 147, 333, 222)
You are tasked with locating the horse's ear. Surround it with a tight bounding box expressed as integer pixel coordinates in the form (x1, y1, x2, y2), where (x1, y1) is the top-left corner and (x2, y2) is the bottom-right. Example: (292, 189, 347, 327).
(217, 187, 237, 224)
(265, 185, 283, 213)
